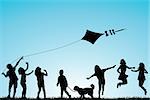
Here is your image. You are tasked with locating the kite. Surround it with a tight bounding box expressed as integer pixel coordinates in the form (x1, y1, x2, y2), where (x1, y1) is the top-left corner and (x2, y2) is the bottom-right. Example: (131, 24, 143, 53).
(82, 28, 126, 44)
(82, 30, 104, 44)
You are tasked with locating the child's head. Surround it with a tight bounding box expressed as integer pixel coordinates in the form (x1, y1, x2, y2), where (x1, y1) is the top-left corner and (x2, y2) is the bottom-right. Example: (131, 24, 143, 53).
(7, 64, 13, 69)
(139, 63, 145, 70)
(59, 70, 64, 75)
(35, 67, 41, 76)
(120, 59, 126, 65)
(95, 65, 101, 73)
(18, 67, 25, 75)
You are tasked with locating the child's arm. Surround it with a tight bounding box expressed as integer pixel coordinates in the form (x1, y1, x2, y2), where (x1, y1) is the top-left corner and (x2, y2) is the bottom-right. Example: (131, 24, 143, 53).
(43, 70, 48, 76)
(117, 67, 121, 73)
(144, 69, 148, 74)
(14, 56, 23, 69)
(25, 62, 29, 71)
(126, 66, 135, 69)
(131, 69, 139, 72)
(57, 77, 60, 86)
(104, 65, 116, 71)
(26, 70, 34, 76)
(2, 72, 8, 77)
(87, 73, 95, 80)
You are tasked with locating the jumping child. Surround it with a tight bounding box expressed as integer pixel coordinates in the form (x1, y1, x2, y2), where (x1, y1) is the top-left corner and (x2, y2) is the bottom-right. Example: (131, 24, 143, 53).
(117, 59, 135, 88)
(131, 62, 148, 95)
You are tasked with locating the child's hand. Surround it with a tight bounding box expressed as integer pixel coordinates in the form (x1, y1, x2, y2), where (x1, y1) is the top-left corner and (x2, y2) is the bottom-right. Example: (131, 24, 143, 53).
(21, 56, 23, 60)
(86, 77, 90, 80)
(131, 70, 134, 72)
(56, 83, 59, 86)
(1, 72, 4, 75)
(113, 65, 116, 68)
(44, 69, 47, 72)
(132, 67, 135, 69)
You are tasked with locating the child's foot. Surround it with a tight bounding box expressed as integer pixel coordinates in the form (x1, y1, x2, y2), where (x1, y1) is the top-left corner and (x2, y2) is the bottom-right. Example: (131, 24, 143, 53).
(37, 96, 39, 99)
(117, 84, 121, 88)
(69, 95, 71, 98)
(7, 95, 10, 98)
(98, 96, 101, 98)
(102, 91, 104, 95)
(145, 90, 147, 95)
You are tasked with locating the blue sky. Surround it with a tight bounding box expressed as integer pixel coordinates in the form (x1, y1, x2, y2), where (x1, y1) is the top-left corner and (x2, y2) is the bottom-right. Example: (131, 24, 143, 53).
(0, 0, 149, 98)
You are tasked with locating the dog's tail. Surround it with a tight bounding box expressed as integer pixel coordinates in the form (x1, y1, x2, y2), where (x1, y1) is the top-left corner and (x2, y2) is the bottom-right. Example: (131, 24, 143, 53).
(91, 84, 95, 89)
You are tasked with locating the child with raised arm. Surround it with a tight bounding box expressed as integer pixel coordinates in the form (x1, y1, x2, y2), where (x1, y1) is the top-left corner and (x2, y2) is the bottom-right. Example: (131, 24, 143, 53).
(87, 65, 116, 98)
(18, 62, 33, 98)
(35, 67, 48, 99)
(131, 62, 148, 95)
(2, 57, 23, 98)
(117, 59, 135, 88)
(57, 69, 71, 98)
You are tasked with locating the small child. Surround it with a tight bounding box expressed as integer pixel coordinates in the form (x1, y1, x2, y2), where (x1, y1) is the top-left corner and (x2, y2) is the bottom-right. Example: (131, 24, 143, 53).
(35, 67, 48, 99)
(87, 65, 116, 98)
(2, 57, 23, 98)
(131, 63, 148, 95)
(117, 59, 135, 88)
(57, 70, 71, 98)
(18, 62, 33, 98)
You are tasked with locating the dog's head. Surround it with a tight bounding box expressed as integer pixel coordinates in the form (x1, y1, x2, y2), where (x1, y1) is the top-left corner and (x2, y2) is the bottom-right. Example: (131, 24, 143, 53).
(74, 86, 79, 91)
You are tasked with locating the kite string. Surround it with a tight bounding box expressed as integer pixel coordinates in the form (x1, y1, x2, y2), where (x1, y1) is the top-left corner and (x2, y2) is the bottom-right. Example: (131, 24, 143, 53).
(24, 39, 81, 57)
(1, 39, 81, 73)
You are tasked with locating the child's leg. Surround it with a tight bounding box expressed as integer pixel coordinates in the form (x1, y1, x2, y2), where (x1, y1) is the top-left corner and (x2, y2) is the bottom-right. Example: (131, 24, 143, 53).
(123, 78, 127, 84)
(42, 85, 46, 98)
(8, 81, 13, 98)
(98, 81, 101, 98)
(13, 81, 17, 98)
(61, 87, 63, 98)
(139, 80, 147, 95)
(64, 87, 71, 98)
(37, 86, 41, 98)
(102, 83, 105, 95)
(117, 79, 127, 88)
(22, 83, 26, 98)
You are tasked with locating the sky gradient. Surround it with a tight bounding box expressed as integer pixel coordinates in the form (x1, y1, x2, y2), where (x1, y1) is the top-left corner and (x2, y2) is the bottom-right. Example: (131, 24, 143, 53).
(0, 0, 149, 98)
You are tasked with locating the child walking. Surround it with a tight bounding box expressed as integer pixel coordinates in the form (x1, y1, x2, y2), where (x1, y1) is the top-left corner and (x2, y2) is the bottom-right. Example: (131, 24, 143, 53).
(57, 69, 71, 98)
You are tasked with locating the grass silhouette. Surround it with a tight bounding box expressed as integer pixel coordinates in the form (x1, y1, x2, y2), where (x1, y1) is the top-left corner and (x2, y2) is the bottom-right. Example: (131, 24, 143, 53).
(0, 97, 150, 100)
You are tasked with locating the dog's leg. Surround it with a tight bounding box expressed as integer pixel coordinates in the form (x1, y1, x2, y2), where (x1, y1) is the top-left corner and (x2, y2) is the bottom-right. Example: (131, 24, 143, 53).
(83, 94, 85, 98)
(80, 95, 82, 98)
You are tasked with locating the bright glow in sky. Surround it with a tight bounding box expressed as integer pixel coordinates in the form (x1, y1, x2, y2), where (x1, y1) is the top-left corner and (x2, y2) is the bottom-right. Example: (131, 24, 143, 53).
(0, 0, 149, 98)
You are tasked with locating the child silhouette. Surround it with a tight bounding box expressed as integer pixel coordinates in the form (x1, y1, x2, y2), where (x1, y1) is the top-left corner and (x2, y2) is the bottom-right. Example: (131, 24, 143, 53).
(87, 65, 116, 98)
(35, 67, 48, 99)
(2, 57, 23, 98)
(57, 69, 71, 98)
(131, 62, 148, 95)
(18, 62, 33, 98)
(117, 59, 135, 88)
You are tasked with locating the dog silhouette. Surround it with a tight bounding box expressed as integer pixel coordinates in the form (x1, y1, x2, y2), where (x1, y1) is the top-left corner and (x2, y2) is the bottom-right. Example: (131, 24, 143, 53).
(74, 84, 94, 98)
